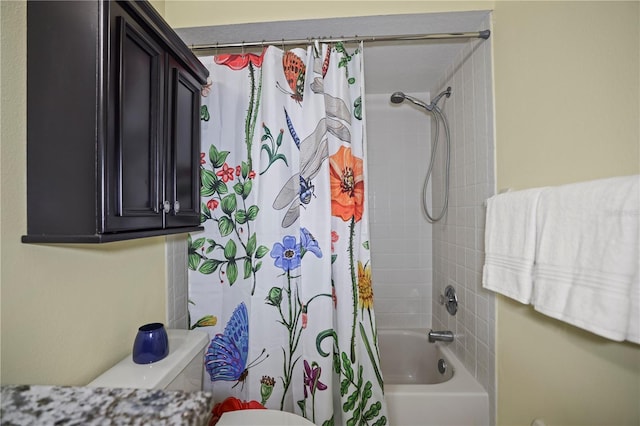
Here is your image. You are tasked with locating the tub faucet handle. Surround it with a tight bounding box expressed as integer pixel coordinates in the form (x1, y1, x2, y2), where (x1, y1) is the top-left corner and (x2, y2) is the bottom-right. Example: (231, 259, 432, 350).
(439, 285, 458, 316)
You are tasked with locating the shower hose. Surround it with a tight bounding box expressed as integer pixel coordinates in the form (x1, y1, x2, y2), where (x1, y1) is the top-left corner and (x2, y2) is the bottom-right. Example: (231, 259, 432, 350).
(422, 105, 451, 223)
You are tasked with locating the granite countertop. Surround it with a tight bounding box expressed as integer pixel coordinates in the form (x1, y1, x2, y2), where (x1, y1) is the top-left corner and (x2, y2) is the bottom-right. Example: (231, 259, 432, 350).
(0, 385, 214, 425)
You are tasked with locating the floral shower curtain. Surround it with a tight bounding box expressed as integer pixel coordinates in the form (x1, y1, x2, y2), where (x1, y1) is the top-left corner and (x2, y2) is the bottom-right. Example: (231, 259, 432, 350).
(188, 43, 387, 426)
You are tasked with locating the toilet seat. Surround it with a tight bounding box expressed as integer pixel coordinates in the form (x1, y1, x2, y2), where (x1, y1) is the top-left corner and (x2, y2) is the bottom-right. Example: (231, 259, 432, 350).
(216, 409, 315, 426)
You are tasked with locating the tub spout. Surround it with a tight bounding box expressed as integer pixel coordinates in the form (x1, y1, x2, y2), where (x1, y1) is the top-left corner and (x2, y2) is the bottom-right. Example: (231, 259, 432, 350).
(428, 330, 454, 343)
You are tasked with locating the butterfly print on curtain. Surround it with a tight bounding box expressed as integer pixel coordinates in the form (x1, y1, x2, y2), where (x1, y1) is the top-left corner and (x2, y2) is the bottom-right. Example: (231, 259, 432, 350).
(280, 51, 306, 103)
(205, 302, 268, 391)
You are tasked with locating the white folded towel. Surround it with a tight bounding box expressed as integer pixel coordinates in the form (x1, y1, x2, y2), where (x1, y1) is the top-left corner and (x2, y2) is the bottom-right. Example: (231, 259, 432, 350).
(627, 270, 640, 343)
(482, 187, 547, 303)
(531, 175, 640, 343)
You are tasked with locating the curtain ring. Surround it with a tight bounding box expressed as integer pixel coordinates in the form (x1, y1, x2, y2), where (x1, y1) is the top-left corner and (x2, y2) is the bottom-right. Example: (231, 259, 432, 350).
(313, 39, 320, 58)
(308, 38, 317, 58)
(281, 39, 285, 52)
(241, 41, 245, 55)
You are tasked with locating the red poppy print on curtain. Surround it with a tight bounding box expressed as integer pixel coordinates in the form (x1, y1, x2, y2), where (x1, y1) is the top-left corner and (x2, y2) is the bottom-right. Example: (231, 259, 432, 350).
(215, 48, 266, 70)
(329, 145, 364, 222)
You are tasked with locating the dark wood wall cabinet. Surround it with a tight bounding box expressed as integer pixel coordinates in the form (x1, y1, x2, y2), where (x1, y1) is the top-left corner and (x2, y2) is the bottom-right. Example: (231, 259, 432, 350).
(23, 0, 209, 243)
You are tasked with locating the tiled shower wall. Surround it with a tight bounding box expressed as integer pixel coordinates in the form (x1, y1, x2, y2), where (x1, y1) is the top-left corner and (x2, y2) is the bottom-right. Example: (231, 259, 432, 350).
(366, 95, 433, 329)
(430, 17, 496, 423)
(166, 235, 189, 329)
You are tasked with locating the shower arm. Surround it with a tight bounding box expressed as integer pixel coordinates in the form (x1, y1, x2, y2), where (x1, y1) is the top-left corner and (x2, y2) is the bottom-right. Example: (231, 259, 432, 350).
(429, 87, 452, 110)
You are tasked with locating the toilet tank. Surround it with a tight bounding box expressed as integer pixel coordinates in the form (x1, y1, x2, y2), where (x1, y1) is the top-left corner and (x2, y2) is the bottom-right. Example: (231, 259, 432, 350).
(88, 329, 209, 391)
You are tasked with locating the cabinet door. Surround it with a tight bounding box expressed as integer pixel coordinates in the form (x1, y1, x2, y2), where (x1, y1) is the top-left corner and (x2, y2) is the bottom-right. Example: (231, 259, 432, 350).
(104, 8, 164, 232)
(165, 60, 202, 228)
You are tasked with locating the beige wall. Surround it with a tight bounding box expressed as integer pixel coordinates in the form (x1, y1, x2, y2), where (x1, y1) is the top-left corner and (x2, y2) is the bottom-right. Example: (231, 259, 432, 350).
(149, 0, 165, 17)
(493, 2, 639, 425)
(163, 1, 493, 28)
(2, 1, 638, 424)
(1, 1, 168, 386)
(494, 1, 639, 188)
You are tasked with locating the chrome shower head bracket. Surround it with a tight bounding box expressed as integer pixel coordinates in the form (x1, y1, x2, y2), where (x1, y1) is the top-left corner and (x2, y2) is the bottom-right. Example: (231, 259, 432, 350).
(429, 87, 452, 110)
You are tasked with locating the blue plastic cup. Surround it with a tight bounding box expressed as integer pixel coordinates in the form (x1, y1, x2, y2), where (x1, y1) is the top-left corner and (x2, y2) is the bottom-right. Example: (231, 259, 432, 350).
(132, 322, 169, 364)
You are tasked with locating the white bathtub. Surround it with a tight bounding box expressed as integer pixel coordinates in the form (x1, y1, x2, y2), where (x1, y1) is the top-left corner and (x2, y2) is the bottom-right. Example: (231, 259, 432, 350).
(378, 329, 489, 426)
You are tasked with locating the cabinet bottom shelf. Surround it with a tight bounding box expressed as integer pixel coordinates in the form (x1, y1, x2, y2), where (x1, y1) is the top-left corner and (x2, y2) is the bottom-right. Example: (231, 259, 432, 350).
(22, 226, 204, 244)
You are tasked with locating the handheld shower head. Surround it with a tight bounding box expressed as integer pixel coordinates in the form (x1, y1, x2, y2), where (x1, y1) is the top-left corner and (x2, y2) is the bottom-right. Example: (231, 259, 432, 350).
(390, 92, 406, 104)
(389, 92, 429, 109)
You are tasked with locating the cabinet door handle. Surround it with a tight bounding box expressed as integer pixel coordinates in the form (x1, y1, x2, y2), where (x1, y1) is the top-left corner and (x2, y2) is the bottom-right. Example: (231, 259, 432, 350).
(162, 201, 171, 214)
(174, 201, 181, 214)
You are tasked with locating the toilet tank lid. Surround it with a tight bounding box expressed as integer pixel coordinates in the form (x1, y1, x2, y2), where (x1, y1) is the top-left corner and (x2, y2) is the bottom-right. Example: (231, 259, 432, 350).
(87, 329, 209, 390)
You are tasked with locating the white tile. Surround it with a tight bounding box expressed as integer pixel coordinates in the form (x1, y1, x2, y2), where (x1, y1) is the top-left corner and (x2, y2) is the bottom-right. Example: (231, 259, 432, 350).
(476, 318, 489, 346)
(373, 282, 426, 298)
(376, 313, 425, 329)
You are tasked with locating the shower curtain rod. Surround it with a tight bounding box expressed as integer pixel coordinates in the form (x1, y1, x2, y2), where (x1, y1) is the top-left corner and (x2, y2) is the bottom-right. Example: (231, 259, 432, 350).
(189, 29, 490, 53)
